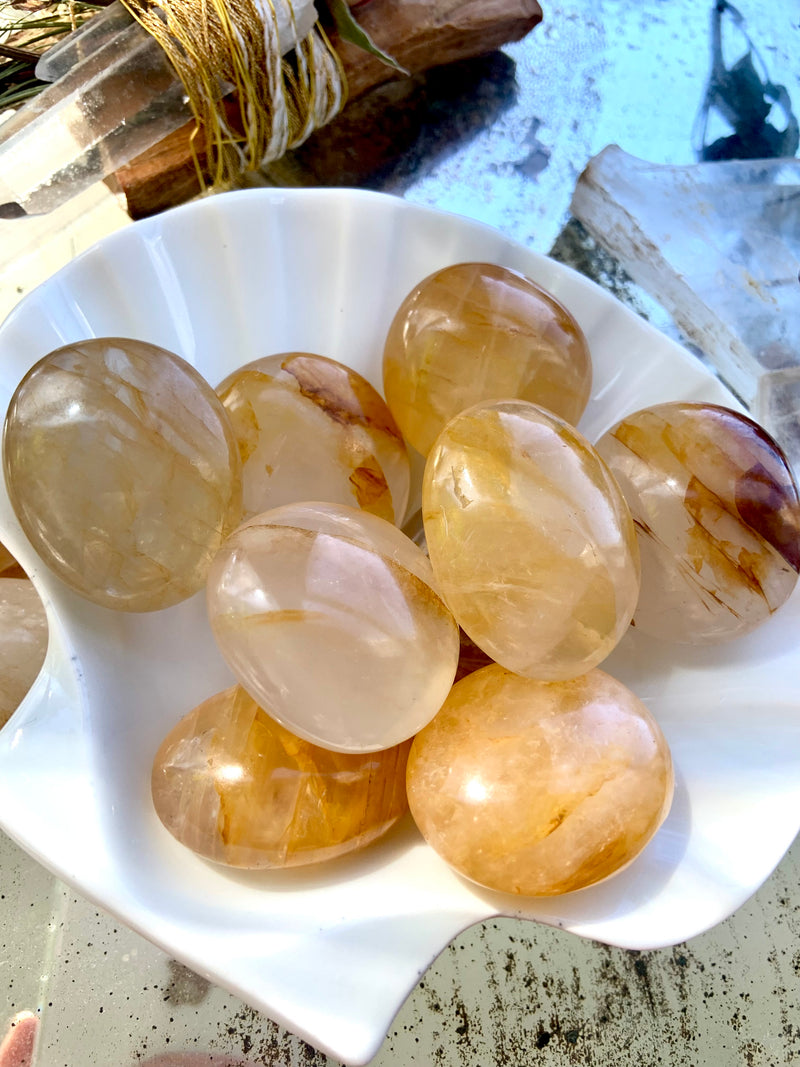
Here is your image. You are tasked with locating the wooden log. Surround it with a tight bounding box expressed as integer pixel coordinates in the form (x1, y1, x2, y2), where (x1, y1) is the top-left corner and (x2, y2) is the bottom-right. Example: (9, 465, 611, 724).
(107, 0, 542, 218)
(333, 0, 543, 98)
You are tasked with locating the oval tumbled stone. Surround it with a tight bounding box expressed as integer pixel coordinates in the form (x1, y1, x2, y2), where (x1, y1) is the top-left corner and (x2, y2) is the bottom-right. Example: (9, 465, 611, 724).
(382, 262, 592, 457)
(422, 399, 640, 680)
(596, 402, 800, 643)
(153, 685, 412, 869)
(217, 351, 410, 525)
(207, 502, 460, 753)
(406, 664, 674, 896)
(3, 337, 242, 611)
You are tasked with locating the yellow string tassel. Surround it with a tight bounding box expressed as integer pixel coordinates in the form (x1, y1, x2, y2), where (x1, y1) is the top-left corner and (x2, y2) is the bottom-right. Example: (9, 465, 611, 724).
(118, 0, 347, 191)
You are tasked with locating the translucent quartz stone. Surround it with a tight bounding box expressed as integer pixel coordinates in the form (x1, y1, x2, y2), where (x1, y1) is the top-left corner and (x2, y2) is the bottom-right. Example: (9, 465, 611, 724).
(423, 400, 640, 681)
(595, 401, 800, 643)
(407, 664, 674, 896)
(217, 352, 410, 525)
(382, 262, 592, 457)
(572, 149, 800, 412)
(0, 0, 315, 215)
(0, 579, 48, 727)
(152, 685, 411, 869)
(207, 502, 460, 752)
(3, 338, 242, 612)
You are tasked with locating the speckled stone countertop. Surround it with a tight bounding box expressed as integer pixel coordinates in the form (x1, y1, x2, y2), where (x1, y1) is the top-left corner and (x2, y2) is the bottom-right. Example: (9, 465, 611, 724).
(2, 1, 800, 1064)
(4, 829, 800, 1065)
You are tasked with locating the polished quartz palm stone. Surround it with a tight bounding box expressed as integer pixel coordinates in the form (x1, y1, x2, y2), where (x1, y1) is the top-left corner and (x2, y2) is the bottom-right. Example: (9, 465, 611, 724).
(3, 338, 242, 611)
(423, 399, 640, 680)
(207, 501, 460, 752)
(382, 262, 592, 457)
(152, 685, 411, 869)
(407, 664, 674, 896)
(596, 402, 800, 643)
(217, 352, 410, 524)
(0, 579, 47, 727)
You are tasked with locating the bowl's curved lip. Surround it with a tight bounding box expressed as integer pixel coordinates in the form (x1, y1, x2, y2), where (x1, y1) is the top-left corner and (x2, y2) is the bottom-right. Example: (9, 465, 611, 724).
(0, 187, 798, 1066)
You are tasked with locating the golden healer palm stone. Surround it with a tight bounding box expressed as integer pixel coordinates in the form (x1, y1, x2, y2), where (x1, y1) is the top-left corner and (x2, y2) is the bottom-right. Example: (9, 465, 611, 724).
(3, 338, 242, 612)
(406, 664, 674, 896)
(422, 399, 640, 680)
(153, 685, 411, 869)
(217, 352, 410, 525)
(382, 262, 592, 457)
(596, 402, 800, 643)
(207, 502, 460, 753)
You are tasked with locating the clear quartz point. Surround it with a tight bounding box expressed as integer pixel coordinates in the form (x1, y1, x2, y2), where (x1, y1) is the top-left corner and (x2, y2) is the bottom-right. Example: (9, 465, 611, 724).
(0, 0, 317, 215)
(571, 147, 800, 471)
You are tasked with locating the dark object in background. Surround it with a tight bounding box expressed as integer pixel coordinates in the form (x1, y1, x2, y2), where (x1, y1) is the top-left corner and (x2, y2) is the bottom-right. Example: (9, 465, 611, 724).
(693, 0, 799, 162)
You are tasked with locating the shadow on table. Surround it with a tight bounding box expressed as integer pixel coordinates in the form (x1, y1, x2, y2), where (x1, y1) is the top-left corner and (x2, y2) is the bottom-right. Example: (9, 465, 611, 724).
(257, 50, 519, 193)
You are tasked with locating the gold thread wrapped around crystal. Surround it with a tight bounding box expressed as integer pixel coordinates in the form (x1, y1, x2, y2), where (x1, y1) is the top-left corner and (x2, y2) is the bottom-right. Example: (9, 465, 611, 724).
(117, 0, 347, 189)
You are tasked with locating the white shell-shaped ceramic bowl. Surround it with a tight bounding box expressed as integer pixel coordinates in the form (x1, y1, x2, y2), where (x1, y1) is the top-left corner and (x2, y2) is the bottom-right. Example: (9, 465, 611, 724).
(1, 189, 798, 1066)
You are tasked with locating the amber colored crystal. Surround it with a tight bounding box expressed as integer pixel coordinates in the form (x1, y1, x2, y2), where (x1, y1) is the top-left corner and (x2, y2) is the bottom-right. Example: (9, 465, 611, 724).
(3, 338, 242, 612)
(217, 352, 410, 525)
(383, 262, 592, 457)
(0, 579, 47, 726)
(423, 399, 640, 680)
(152, 685, 411, 869)
(596, 402, 800, 642)
(407, 664, 674, 896)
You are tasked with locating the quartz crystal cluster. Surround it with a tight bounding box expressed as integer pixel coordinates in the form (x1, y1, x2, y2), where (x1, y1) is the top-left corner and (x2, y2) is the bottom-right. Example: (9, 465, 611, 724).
(4, 260, 799, 889)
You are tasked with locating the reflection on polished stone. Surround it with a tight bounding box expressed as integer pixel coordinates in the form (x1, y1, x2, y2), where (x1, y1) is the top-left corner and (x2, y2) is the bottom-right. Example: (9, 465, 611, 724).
(383, 262, 591, 456)
(207, 502, 460, 753)
(0, 579, 47, 726)
(407, 664, 673, 896)
(3, 338, 242, 612)
(153, 685, 411, 869)
(423, 400, 640, 680)
(596, 401, 800, 643)
(217, 352, 410, 525)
